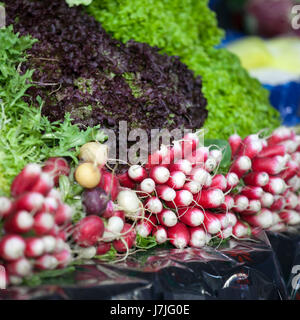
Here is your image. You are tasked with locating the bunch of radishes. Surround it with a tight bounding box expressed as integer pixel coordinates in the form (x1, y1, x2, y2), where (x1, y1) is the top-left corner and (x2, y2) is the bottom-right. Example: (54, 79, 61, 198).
(0, 158, 74, 285)
(229, 127, 300, 233)
(117, 127, 300, 249)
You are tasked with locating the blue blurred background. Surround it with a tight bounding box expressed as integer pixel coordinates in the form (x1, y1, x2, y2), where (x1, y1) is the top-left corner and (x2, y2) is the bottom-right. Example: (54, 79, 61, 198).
(209, 0, 300, 127)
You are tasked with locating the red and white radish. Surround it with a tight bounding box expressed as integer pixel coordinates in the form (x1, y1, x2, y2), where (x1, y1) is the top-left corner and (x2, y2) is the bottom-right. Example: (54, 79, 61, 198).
(54, 203, 73, 226)
(117, 171, 136, 189)
(232, 220, 250, 238)
(226, 211, 237, 227)
(144, 196, 163, 214)
(0, 235, 26, 261)
(285, 192, 298, 209)
(270, 196, 286, 211)
(149, 166, 170, 184)
(98, 170, 120, 201)
(166, 171, 186, 189)
(42, 235, 57, 253)
(54, 247, 73, 268)
(194, 188, 224, 209)
(204, 157, 217, 172)
(128, 165, 147, 183)
(210, 174, 227, 191)
(140, 178, 156, 194)
(237, 138, 263, 159)
(257, 144, 286, 158)
(279, 210, 300, 225)
(263, 177, 287, 195)
(241, 208, 273, 229)
(113, 223, 136, 253)
(202, 211, 222, 234)
(152, 225, 168, 244)
(178, 207, 204, 227)
(187, 147, 209, 166)
(225, 172, 239, 190)
(6, 258, 32, 277)
(233, 195, 249, 213)
(252, 156, 286, 175)
(166, 190, 193, 208)
(182, 181, 202, 194)
(220, 195, 235, 211)
(72, 215, 104, 247)
(228, 134, 242, 159)
(35, 254, 58, 270)
(96, 242, 111, 255)
(242, 199, 262, 215)
(33, 211, 55, 235)
(117, 189, 141, 216)
(214, 213, 230, 229)
(42, 157, 70, 186)
(0, 196, 13, 218)
(157, 209, 178, 227)
(11, 163, 42, 197)
(241, 186, 264, 200)
(189, 167, 210, 186)
(102, 216, 125, 242)
(4, 210, 34, 234)
(156, 185, 176, 202)
(209, 149, 223, 164)
(243, 172, 269, 187)
(169, 159, 192, 175)
(189, 226, 206, 248)
(135, 214, 156, 238)
(25, 237, 45, 258)
(229, 155, 252, 178)
(260, 192, 274, 208)
(167, 222, 190, 249)
(267, 127, 294, 146)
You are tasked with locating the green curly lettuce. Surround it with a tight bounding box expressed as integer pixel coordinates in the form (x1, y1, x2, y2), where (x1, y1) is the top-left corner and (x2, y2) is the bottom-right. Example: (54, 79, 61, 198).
(66, 0, 93, 7)
(87, 0, 281, 139)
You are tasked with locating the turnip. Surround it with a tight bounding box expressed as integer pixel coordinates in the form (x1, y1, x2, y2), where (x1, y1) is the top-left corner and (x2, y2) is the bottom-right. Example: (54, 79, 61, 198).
(79, 142, 108, 168)
(72, 215, 104, 247)
(157, 209, 178, 227)
(149, 166, 170, 184)
(113, 223, 136, 253)
(144, 196, 163, 214)
(35, 254, 58, 270)
(178, 207, 204, 227)
(82, 187, 109, 216)
(166, 190, 193, 208)
(6, 258, 32, 277)
(229, 155, 252, 178)
(33, 211, 55, 235)
(42, 157, 70, 186)
(169, 159, 192, 175)
(25, 237, 45, 258)
(279, 210, 300, 226)
(135, 214, 156, 238)
(4, 210, 34, 234)
(75, 162, 101, 189)
(166, 171, 186, 189)
(11, 163, 42, 197)
(194, 188, 224, 209)
(54, 203, 74, 225)
(260, 192, 274, 208)
(167, 222, 190, 249)
(182, 181, 202, 194)
(152, 225, 168, 244)
(210, 174, 227, 191)
(263, 177, 287, 195)
(156, 185, 176, 201)
(202, 211, 222, 234)
(189, 226, 206, 248)
(96, 242, 111, 255)
(243, 172, 269, 187)
(0, 235, 26, 261)
(0, 196, 13, 218)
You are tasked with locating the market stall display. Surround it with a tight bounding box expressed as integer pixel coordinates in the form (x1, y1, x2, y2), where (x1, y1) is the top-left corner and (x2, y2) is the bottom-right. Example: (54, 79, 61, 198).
(0, 0, 299, 300)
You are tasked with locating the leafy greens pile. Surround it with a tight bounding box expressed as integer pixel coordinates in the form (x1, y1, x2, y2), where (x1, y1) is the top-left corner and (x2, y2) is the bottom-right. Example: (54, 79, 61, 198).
(0, 25, 104, 196)
(86, 0, 281, 139)
(5, 0, 208, 146)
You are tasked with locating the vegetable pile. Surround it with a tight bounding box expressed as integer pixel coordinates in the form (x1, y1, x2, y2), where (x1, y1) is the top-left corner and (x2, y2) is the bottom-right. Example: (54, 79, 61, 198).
(86, 0, 281, 139)
(5, 0, 207, 143)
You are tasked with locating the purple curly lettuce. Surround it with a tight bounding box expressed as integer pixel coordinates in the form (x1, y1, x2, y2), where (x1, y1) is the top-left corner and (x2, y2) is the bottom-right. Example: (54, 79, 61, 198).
(5, 0, 207, 146)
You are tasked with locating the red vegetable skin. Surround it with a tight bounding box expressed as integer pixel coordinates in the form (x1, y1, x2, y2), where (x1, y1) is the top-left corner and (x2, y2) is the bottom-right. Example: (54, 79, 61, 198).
(113, 223, 136, 253)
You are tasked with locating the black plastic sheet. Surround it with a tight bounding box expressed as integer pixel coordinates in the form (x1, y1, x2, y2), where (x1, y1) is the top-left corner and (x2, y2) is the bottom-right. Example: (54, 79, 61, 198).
(0, 230, 288, 300)
(267, 228, 300, 300)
